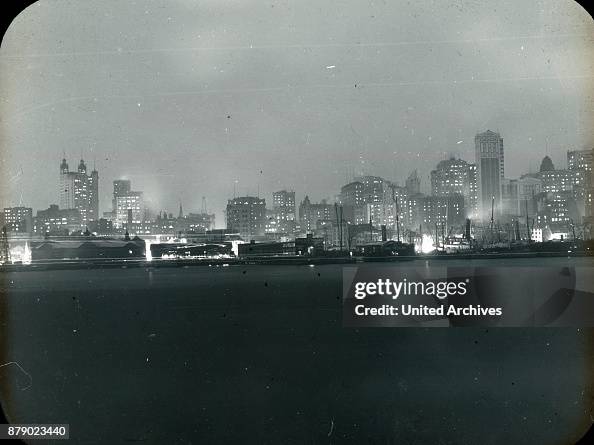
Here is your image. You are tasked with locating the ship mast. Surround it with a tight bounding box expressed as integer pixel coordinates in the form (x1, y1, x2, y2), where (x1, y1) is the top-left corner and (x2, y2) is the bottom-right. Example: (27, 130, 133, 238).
(490, 195, 495, 244)
(525, 200, 530, 242)
(395, 195, 400, 242)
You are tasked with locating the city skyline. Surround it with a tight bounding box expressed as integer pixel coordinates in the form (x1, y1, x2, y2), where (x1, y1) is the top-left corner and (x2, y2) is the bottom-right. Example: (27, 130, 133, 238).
(2, 141, 592, 242)
(1, 0, 593, 226)
(2, 4, 594, 444)
(1, 127, 591, 228)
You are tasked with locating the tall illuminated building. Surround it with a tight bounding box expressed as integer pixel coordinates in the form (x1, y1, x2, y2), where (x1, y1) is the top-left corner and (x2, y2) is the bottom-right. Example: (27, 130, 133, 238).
(59, 157, 99, 228)
(475, 130, 504, 219)
(226, 196, 266, 238)
(112, 179, 144, 229)
(112, 179, 132, 212)
(430, 157, 478, 218)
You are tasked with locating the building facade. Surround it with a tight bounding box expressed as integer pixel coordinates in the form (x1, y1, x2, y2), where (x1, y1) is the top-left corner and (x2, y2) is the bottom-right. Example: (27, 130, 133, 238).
(430, 157, 478, 219)
(339, 181, 367, 225)
(271, 190, 296, 234)
(178, 212, 216, 233)
(112, 179, 132, 212)
(420, 195, 465, 230)
(535, 191, 579, 232)
(501, 176, 542, 219)
(567, 149, 594, 220)
(2, 207, 33, 234)
(34, 205, 82, 236)
(567, 149, 593, 173)
(475, 130, 504, 220)
(405, 170, 421, 195)
(539, 169, 585, 195)
(59, 158, 99, 228)
(298, 196, 333, 233)
(115, 192, 144, 229)
(226, 196, 266, 238)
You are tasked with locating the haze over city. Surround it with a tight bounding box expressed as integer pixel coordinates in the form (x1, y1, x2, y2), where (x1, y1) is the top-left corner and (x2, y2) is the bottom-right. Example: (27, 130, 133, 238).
(3, 4, 594, 445)
(1, 0, 593, 226)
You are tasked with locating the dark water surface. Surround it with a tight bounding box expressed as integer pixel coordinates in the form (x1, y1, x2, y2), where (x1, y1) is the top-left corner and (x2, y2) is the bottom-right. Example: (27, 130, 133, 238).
(1, 257, 593, 444)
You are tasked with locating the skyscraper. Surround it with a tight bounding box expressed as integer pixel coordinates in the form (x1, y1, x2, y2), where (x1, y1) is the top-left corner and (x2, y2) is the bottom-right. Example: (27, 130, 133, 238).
(226, 196, 267, 238)
(405, 170, 421, 195)
(567, 149, 593, 173)
(501, 177, 542, 219)
(475, 130, 504, 219)
(354, 175, 385, 226)
(59, 158, 75, 210)
(59, 157, 99, 228)
(272, 190, 295, 214)
(467, 164, 478, 219)
(567, 149, 594, 219)
(430, 157, 478, 218)
(539, 169, 585, 194)
(271, 190, 296, 234)
(115, 192, 144, 229)
(112, 180, 144, 230)
(340, 181, 365, 207)
(112, 179, 132, 212)
(339, 181, 367, 224)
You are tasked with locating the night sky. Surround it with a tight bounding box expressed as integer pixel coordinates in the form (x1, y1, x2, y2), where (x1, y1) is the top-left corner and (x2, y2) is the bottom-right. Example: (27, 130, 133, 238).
(1, 0, 593, 226)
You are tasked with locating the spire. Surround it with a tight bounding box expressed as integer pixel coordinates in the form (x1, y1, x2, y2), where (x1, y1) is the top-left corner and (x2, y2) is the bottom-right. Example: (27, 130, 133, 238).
(60, 157, 69, 173)
(178, 201, 183, 218)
